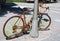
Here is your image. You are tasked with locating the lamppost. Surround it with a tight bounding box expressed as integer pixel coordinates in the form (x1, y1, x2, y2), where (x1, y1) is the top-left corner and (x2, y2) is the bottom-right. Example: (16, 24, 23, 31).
(30, 0, 39, 38)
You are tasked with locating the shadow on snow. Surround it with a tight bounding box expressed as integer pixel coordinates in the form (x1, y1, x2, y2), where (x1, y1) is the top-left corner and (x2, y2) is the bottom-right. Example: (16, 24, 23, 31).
(0, 3, 32, 17)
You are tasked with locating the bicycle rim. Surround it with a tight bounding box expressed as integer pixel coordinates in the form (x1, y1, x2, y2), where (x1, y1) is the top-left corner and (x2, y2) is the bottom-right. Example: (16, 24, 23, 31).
(3, 16, 23, 39)
(38, 14, 51, 30)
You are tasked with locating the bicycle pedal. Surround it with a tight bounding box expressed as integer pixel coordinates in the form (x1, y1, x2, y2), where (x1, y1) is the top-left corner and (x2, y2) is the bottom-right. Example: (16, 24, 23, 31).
(23, 31, 30, 35)
(43, 19, 49, 22)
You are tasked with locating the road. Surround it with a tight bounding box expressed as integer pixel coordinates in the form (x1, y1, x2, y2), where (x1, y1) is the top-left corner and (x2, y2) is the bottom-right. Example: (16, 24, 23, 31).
(0, 2, 60, 41)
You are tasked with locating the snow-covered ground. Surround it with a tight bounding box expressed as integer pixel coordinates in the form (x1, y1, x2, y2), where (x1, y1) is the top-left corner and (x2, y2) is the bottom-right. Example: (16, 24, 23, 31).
(0, 2, 60, 41)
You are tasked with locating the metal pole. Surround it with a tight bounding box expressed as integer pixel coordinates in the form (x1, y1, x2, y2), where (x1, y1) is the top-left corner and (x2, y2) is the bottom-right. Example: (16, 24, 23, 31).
(30, 0, 39, 38)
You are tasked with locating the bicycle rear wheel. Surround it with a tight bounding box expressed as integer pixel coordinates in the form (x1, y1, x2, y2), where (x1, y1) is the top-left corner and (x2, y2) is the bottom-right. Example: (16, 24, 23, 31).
(38, 13, 51, 30)
(3, 16, 23, 39)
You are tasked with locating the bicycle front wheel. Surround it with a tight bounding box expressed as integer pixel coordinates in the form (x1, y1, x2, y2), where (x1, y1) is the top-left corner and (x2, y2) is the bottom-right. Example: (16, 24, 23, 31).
(38, 13, 51, 30)
(3, 16, 23, 39)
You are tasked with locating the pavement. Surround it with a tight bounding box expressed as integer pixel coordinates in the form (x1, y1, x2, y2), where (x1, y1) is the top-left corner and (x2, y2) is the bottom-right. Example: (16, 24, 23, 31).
(0, 2, 60, 41)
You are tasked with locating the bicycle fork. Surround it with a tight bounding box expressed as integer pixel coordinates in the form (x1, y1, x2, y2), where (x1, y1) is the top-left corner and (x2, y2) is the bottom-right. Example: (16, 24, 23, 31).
(38, 14, 43, 27)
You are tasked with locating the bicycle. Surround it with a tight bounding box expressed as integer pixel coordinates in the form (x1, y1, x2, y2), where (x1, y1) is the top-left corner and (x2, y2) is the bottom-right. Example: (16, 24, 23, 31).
(3, 7, 51, 40)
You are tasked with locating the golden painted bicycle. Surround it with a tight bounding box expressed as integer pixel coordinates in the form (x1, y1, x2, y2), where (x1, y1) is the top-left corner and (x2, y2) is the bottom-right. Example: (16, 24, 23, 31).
(3, 7, 51, 40)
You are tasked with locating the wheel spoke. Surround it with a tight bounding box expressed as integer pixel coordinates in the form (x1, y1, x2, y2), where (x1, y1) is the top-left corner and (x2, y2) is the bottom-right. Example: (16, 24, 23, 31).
(38, 14, 51, 30)
(3, 16, 23, 39)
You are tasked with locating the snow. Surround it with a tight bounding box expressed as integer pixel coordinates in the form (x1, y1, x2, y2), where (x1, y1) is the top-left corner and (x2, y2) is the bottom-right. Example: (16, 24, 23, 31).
(0, 2, 60, 41)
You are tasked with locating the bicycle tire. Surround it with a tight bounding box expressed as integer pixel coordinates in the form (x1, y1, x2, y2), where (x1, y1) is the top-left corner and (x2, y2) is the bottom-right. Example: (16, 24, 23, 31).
(3, 16, 23, 39)
(38, 13, 51, 30)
